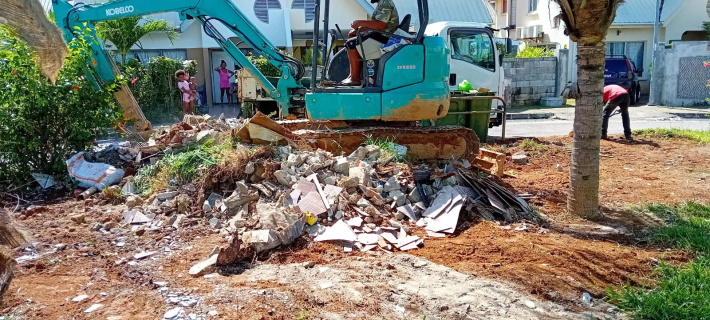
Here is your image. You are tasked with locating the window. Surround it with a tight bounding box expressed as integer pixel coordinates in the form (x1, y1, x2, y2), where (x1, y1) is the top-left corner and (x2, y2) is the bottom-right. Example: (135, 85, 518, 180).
(502, 0, 507, 14)
(528, 0, 538, 12)
(254, 0, 281, 24)
(292, 0, 316, 23)
(450, 30, 496, 71)
(606, 41, 645, 76)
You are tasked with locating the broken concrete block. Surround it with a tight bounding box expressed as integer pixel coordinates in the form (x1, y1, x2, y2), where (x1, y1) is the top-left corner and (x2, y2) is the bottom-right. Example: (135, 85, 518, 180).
(242, 229, 280, 252)
(172, 214, 185, 229)
(383, 176, 401, 193)
(209, 218, 221, 229)
(244, 162, 255, 174)
(223, 192, 259, 209)
(189, 254, 217, 277)
(338, 175, 360, 189)
(196, 130, 217, 143)
(512, 151, 528, 165)
(125, 195, 143, 209)
(348, 167, 369, 184)
(273, 170, 293, 186)
(332, 156, 350, 174)
(356, 198, 370, 208)
(70, 213, 86, 224)
(202, 200, 212, 212)
(389, 190, 406, 206)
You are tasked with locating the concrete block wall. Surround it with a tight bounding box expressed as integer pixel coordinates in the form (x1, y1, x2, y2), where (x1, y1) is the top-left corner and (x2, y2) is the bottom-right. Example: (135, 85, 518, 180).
(652, 41, 710, 107)
(503, 57, 558, 106)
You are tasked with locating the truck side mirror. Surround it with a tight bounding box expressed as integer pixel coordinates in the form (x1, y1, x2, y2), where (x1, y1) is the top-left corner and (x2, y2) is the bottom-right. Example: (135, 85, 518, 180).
(505, 38, 513, 54)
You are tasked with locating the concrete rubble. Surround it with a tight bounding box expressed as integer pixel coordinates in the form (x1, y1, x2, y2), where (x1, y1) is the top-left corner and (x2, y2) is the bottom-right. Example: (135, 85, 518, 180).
(63, 113, 536, 275)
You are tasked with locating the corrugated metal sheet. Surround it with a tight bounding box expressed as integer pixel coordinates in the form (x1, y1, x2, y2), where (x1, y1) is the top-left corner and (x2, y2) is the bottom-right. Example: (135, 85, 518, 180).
(390, 0, 494, 25)
(612, 0, 683, 25)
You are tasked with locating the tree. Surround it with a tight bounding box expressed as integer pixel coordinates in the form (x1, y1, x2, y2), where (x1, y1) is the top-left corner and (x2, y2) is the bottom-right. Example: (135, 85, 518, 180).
(96, 16, 177, 64)
(552, 0, 624, 218)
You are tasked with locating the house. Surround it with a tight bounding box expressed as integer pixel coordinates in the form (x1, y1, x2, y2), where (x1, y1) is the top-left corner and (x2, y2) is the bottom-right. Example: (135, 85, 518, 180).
(491, 0, 709, 93)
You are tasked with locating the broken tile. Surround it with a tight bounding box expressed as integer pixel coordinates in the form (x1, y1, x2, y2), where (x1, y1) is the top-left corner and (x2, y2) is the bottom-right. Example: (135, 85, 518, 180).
(347, 217, 363, 228)
(397, 204, 419, 221)
(133, 251, 156, 260)
(314, 220, 356, 242)
(189, 254, 217, 277)
(84, 304, 102, 313)
(357, 233, 379, 245)
(297, 191, 327, 215)
(72, 294, 88, 302)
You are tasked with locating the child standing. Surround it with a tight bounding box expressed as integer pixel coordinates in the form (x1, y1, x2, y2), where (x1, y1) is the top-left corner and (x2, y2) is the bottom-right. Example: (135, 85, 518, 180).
(214, 60, 234, 104)
(189, 76, 198, 113)
(175, 70, 192, 115)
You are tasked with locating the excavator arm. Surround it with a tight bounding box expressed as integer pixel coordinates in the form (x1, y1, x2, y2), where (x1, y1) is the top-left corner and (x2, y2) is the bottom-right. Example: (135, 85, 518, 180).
(50, 0, 305, 134)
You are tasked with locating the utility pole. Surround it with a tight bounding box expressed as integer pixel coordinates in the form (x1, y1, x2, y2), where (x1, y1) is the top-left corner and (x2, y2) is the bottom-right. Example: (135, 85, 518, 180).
(649, 0, 662, 105)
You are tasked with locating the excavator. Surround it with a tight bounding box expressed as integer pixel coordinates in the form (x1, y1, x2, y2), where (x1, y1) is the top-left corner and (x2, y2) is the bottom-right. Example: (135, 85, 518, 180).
(1, 0, 495, 160)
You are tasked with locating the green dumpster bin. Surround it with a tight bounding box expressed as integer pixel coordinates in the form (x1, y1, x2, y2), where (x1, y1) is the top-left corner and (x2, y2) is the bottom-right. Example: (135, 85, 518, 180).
(422, 91, 494, 143)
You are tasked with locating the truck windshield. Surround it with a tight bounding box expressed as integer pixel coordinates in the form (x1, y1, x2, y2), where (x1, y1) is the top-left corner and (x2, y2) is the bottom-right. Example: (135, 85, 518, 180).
(450, 30, 495, 71)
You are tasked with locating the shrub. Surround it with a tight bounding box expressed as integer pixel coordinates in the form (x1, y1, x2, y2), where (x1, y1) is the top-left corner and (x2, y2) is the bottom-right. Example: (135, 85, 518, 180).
(248, 55, 281, 77)
(121, 57, 197, 124)
(515, 46, 554, 58)
(0, 26, 121, 188)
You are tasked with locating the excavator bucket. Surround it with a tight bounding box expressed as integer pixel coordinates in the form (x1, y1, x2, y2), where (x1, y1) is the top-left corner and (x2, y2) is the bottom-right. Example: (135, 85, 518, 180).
(0, 0, 68, 83)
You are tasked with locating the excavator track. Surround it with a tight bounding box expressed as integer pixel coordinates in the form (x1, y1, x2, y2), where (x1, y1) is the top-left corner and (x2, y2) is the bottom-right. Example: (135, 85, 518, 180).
(236, 113, 479, 161)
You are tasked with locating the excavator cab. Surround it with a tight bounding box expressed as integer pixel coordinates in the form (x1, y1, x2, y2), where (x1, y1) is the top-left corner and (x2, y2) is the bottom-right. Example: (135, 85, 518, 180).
(305, 0, 450, 122)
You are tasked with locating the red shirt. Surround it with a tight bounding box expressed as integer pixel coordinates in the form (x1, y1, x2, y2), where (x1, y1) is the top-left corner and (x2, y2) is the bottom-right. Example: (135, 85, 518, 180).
(603, 85, 628, 102)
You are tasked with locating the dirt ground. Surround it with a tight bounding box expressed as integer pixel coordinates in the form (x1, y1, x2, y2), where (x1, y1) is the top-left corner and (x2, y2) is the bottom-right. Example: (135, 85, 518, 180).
(1, 133, 708, 319)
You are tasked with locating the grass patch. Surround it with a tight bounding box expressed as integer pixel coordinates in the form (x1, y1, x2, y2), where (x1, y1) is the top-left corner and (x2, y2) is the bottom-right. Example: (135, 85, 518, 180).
(520, 138, 547, 152)
(134, 143, 224, 194)
(609, 202, 710, 319)
(363, 135, 402, 161)
(607, 256, 710, 320)
(633, 128, 710, 144)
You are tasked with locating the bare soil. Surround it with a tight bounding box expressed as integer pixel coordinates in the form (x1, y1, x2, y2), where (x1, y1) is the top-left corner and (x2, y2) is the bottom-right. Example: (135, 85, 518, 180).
(1, 134, 708, 319)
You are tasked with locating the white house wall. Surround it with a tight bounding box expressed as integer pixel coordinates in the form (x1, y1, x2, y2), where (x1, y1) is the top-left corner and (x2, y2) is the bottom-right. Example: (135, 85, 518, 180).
(663, 0, 710, 41)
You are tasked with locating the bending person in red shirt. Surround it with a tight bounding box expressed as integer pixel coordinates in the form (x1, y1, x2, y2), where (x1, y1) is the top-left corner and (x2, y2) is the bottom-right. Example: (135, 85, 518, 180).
(602, 84, 632, 140)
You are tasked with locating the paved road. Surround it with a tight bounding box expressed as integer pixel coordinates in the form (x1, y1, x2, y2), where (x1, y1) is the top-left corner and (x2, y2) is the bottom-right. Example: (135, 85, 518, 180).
(489, 118, 710, 140)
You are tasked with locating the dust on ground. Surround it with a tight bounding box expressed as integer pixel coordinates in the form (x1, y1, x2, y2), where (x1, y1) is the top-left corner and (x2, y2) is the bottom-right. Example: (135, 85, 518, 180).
(2, 133, 708, 319)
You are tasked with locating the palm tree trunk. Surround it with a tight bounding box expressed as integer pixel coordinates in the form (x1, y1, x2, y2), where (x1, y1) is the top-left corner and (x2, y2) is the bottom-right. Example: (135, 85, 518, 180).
(567, 42, 605, 218)
(121, 53, 127, 65)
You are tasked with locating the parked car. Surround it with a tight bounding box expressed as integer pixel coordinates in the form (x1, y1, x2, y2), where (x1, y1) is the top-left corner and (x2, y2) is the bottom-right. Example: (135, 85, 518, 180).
(604, 55, 642, 105)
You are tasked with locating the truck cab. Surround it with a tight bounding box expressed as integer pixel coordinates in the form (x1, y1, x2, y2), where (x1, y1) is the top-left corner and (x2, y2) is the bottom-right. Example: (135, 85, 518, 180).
(425, 22, 505, 127)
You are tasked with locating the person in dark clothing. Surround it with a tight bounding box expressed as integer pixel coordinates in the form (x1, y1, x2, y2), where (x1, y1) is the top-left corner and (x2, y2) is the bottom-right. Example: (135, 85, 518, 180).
(602, 84, 632, 140)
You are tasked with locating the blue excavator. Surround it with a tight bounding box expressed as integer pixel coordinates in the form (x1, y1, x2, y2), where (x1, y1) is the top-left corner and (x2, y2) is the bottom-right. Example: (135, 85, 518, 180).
(6, 0, 489, 160)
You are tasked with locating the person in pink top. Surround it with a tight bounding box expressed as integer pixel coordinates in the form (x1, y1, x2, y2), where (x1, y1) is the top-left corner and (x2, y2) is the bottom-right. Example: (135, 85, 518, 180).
(602, 84, 631, 140)
(214, 60, 234, 105)
(175, 69, 193, 115)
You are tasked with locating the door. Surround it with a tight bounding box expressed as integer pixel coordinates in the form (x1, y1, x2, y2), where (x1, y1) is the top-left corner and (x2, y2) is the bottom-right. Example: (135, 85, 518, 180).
(447, 28, 501, 110)
(210, 50, 236, 104)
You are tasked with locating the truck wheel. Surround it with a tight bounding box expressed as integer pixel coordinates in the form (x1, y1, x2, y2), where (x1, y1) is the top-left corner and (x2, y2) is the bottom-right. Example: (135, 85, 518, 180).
(636, 83, 642, 103)
(629, 87, 636, 105)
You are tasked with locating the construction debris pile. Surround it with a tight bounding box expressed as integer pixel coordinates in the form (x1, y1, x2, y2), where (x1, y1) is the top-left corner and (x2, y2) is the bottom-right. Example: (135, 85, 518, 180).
(60, 114, 537, 274)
